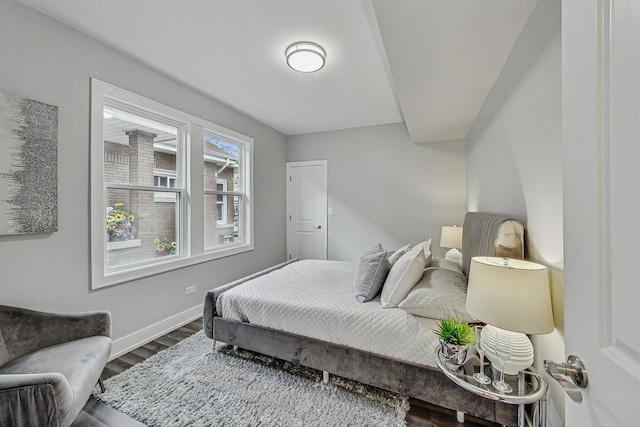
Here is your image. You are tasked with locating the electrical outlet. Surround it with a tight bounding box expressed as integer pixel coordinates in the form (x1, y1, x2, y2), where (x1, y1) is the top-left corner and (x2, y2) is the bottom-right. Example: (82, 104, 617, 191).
(185, 286, 196, 295)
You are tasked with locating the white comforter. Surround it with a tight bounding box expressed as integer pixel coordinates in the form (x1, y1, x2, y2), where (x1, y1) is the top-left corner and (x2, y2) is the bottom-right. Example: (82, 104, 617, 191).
(217, 259, 441, 367)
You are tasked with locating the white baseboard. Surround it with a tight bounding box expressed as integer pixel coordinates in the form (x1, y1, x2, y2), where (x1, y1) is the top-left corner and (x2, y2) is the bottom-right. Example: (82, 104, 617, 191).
(109, 304, 203, 360)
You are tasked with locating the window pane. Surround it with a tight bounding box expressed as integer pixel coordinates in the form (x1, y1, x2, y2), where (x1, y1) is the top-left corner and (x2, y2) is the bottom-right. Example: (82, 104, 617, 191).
(103, 106, 179, 187)
(217, 194, 226, 223)
(205, 194, 242, 249)
(106, 188, 180, 270)
(204, 135, 239, 192)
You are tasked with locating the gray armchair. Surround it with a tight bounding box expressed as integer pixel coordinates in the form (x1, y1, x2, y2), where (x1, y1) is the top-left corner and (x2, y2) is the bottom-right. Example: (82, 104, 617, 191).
(0, 305, 112, 427)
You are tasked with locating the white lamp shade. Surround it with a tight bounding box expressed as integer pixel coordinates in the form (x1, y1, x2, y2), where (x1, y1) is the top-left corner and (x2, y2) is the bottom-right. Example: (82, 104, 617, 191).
(286, 42, 326, 73)
(440, 226, 463, 249)
(466, 257, 554, 334)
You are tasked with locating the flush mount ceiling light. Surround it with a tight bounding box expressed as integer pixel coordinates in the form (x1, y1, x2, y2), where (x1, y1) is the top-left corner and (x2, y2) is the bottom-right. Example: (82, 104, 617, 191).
(285, 42, 326, 73)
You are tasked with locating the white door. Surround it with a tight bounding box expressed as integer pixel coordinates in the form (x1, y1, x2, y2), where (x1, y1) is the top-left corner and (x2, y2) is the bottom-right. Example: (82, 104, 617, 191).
(563, 1, 640, 425)
(286, 160, 327, 260)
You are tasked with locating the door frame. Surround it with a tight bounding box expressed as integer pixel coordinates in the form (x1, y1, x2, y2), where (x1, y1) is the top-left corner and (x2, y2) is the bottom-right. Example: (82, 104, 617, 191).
(286, 160, 328, 260)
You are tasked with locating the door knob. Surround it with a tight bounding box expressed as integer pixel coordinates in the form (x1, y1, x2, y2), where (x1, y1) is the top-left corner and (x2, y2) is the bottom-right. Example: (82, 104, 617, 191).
(313, 225, 322, 229)
(544, 355, 588, 403)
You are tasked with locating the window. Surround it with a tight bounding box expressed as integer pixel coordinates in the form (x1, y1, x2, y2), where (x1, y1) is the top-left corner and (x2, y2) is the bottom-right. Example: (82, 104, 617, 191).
(203, 132, 246, 249)
(154, 171, 177, 188)
(154, 170, 178, 203)
(91, 79, 253, 288)
(216, 181, 227, 223)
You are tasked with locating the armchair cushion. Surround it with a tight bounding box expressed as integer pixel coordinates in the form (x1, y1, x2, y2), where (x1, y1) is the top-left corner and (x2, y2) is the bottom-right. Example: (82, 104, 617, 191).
(0, 329, 9, 367)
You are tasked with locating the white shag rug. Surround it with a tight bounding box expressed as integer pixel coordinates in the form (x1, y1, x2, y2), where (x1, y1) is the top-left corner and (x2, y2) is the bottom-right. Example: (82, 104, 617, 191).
(94, 330, 408, 426)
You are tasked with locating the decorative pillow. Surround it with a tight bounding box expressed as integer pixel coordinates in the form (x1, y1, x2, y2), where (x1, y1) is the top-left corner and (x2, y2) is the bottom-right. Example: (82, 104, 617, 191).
(398, 267, 473, 321)
(430, 257, 464, 275)
(353, 244, 391, 303)
(380, 248, 426, 308)
(388, 244, 411, 265)
(409, 239, 432, 267)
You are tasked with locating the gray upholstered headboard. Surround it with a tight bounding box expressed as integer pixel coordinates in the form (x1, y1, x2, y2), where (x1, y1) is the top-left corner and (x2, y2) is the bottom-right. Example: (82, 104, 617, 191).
(461, 212, 525, 276)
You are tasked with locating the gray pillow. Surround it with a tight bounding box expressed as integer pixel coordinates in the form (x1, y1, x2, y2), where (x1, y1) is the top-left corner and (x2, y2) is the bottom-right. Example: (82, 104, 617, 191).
(353, 244, 391, 303)
(430, 257, 464, 275)
(398, 267, 473, 321)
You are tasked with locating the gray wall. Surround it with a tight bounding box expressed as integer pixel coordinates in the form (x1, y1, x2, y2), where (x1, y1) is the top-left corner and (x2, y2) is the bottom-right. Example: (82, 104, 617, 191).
(287, 123, 466, 262)
(0, 0, 287, 342)
(465, 0, 564, 424)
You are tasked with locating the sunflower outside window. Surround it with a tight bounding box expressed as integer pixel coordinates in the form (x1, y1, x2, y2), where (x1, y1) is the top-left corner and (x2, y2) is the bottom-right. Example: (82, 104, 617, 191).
(155, 237, 177, 256)
(106, 202, 136, 242)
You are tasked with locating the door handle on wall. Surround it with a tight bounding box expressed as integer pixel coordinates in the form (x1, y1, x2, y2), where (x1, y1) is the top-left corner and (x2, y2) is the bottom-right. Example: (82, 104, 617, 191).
(544, 355, 588, 403)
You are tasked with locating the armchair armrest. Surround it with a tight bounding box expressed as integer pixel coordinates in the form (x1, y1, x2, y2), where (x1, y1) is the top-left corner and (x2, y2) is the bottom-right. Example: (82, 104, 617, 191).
(0, 373, 73, 426)
(0, 305, 111, 363)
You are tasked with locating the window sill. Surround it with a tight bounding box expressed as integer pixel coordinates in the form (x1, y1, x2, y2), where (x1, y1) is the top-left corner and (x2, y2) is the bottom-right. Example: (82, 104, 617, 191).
(107, 239, 142, 251)
(95, 242, 254, 289)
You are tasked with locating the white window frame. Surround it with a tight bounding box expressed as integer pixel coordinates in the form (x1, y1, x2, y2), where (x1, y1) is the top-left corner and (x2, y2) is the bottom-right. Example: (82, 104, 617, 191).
(90, 79, 253, 289)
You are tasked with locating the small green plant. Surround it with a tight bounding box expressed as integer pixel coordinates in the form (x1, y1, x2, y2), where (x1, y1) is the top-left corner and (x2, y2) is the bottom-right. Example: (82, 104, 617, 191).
(434, 317, 475, 346)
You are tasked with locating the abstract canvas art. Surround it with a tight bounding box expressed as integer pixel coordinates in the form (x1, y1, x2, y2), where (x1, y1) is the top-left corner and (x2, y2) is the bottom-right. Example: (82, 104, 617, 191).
(0, 91, 58, 235)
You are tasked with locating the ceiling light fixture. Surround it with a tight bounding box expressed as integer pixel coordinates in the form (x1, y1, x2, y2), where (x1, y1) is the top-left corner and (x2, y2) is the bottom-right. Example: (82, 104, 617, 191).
(285, 42, 326, 73)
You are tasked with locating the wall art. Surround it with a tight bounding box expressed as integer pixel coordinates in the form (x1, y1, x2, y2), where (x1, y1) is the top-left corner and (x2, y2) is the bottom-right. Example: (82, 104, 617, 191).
(0, 91, 58, 235)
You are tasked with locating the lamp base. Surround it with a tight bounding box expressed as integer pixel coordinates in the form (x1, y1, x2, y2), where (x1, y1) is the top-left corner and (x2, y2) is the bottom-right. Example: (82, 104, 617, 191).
(444, 248, 462, 266)
(481, 325, 534, 375)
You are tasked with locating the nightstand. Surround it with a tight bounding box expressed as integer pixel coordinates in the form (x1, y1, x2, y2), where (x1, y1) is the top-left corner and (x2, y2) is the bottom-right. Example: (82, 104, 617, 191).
(434, 347, 548, 427)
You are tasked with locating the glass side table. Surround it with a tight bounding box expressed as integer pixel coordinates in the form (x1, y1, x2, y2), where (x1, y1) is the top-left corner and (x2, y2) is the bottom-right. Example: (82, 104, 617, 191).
(434, 347, 548, 427)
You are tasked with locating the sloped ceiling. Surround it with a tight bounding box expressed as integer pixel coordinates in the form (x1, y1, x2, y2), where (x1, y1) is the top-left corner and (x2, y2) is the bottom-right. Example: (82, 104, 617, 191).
(17, 0, 536, 142)
(373, 0, 538, 143)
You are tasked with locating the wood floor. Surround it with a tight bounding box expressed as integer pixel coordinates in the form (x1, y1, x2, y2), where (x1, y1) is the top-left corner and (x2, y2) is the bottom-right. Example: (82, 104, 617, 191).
(75, 319, 497, 427)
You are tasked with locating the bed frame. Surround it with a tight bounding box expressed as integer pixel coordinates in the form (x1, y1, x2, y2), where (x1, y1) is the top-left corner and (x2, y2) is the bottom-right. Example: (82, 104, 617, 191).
(204, 212, 525, 425)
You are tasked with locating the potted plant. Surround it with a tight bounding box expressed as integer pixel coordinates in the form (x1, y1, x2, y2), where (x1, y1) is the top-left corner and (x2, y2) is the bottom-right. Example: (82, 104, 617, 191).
(155, 237, 177, 256)
(434, 317, 475, 371)
(106, 202, 136, 242)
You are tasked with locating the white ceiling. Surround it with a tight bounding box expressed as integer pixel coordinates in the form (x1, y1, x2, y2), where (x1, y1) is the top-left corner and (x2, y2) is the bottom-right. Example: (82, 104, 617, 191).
(373, 0, 538, 143)
(17, 0, 537, 142)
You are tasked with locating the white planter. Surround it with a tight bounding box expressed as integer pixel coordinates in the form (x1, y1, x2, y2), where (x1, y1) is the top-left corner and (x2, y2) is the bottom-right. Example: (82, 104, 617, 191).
(107, 239, 141, 251)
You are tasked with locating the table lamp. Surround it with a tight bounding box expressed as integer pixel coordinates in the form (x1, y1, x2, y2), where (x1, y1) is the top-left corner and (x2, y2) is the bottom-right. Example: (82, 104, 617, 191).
(465, 257, 553, 375)
(440, 225, 463, 266)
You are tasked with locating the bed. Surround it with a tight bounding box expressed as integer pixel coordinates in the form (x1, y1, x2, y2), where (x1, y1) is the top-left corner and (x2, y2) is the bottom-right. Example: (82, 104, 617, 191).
(203, 212, 525, 425)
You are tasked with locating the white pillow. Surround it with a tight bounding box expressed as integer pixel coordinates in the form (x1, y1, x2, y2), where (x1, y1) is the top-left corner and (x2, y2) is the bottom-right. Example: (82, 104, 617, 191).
(380, 248, 426, 308)
(398, 267, 473, 321)
(409, 239, 432, 267)
(388, 244, 411, 265)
